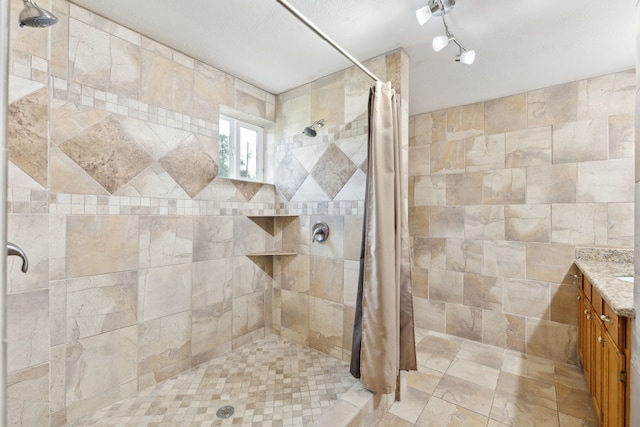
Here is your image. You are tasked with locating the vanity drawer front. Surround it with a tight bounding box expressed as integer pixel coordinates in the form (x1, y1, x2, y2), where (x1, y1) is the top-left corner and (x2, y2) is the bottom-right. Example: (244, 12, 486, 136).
(602, 303, 623, 347)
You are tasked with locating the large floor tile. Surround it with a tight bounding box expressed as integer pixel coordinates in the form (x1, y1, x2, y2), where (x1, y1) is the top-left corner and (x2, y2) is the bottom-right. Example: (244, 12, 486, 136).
(432, 374, 495, 416)
(416, 397, 487, 427)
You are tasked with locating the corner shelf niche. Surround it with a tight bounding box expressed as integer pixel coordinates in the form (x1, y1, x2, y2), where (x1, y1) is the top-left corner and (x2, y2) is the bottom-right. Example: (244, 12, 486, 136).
(245, 214, 299, 257)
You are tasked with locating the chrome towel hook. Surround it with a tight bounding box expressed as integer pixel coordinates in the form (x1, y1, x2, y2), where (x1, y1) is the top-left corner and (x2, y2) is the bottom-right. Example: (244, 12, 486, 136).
(312, 222, 329, 243)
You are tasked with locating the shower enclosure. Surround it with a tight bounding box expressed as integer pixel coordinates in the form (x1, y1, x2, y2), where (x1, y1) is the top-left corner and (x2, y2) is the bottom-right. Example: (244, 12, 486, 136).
(3, 1, 410, 425)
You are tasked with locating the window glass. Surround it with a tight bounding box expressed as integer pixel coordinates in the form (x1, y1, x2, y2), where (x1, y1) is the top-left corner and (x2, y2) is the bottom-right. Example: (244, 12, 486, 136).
(218, 117, 231, 178)
(219, 115, 263, 181)
(239, 126, 257, 179)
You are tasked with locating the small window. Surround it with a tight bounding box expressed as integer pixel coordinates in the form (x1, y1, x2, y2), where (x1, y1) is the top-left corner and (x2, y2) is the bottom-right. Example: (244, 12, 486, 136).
(218, 115, 263, 181)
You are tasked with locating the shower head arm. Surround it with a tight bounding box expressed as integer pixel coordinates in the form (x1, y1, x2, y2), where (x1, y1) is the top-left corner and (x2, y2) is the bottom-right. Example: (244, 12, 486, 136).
(302, 118, 325, 137)
(310, 119, 325, 129)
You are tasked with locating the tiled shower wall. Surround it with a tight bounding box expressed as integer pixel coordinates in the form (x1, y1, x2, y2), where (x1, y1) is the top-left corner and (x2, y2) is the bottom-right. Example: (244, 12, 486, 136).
(409, 70, 635, 364)
(6, 0, 408, 425)
(7, 1, 281, 425)
(272, 51, 409, 362)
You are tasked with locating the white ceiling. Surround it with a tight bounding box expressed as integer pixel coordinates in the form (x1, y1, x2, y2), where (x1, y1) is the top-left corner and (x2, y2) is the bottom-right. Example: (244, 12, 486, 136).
(68, 0, 636, 116)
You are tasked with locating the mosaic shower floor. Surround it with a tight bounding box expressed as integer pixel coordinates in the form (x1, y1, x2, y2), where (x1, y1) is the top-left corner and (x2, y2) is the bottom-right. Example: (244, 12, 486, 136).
(72, 335, 357, 426)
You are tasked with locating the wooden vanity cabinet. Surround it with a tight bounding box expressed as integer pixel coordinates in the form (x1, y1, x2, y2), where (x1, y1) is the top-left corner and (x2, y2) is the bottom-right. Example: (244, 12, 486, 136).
(603, 331, 626, 427)
(578, 285, 602, 420)
(577, 275, 630, 427)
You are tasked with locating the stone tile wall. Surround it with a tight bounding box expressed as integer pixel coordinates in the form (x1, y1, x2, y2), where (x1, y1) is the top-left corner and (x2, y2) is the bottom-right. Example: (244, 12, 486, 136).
(7, 0, 407, 424)
(272, 50, 410, 363)
(7, 1, 279, 425)
(409, 70, 635, 364)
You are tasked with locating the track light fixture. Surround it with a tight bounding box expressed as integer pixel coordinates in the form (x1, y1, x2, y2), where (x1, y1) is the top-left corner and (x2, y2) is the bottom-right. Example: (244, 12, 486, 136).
(415, 0, 475, 65)
(415, 0, 455, 26)
(456, 49, 476, 65)
(432, 35, 451, 52)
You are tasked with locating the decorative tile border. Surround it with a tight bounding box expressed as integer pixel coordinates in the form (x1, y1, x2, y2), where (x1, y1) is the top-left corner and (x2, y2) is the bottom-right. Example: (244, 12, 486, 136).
(7, 188, 276, 216)
(7, 188, 366, 216)
(278, 200, 365, 216)
(12, 60, 216, 138)
(51, 78, 217, 138)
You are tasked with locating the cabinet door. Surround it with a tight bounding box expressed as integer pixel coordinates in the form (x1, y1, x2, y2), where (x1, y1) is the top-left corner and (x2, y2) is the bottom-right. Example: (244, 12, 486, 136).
(577, 290, 586, 367)
(579, 291, 592, 383)
(592, 315, 604, 422)
(579, 297, 595, 395)
(603, 331, 626, 427)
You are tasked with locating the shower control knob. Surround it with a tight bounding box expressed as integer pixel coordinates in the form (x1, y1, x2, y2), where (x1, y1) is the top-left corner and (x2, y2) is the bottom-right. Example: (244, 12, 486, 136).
(311, 222, 329, 243)
(7, 242, 28, 273)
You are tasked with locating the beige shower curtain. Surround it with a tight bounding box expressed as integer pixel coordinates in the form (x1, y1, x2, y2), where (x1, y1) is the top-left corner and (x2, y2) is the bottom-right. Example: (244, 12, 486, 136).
(350, 81, 417, 394)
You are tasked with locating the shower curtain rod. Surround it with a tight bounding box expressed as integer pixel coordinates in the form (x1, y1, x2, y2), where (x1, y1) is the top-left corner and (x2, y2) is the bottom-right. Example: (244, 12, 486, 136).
(275, 0, 383, 83)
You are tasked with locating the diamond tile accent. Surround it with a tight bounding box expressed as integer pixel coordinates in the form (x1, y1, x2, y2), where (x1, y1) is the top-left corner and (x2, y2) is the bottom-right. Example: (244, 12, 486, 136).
(59, 115, 153, 194)
(360, 157, 368, 174)
(8, 88, 49, 187)
(158, 135, 218, 198)
(72, 335, 356, 426)
(232, 180, 265, 202)
(310, 143, 357, 200)
(276, 150, 308, 201)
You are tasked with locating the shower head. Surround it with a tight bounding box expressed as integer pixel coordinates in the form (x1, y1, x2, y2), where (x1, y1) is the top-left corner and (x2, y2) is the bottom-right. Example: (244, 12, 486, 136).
(302, 119, 325, 137)
(19, 0, 58, 28)
(302, 127, 317, 137)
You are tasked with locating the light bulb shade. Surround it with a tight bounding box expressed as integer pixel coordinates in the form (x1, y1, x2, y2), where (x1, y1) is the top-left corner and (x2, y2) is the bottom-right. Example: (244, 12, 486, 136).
(415, 6, 432, 26)
(432, 36, 450, 52)
(458, 50, 476, 64)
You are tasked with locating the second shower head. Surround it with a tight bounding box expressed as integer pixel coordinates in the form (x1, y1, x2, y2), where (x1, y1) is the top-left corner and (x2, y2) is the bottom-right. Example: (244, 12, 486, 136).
(302, 119, 325, 137)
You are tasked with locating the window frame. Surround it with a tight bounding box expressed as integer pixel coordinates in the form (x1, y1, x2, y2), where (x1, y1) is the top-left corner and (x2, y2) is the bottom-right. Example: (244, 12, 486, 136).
(219, 114, 264, 182)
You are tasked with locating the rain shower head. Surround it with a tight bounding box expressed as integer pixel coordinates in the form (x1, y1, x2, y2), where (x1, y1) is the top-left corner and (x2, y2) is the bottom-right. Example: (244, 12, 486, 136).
(19, 0, 58, 28)
(302, 119, 325, 137)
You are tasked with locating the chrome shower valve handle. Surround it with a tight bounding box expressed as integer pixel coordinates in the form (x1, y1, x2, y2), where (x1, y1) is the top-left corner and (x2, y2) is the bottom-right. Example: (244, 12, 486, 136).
(312, 222, 329, 243)
(7, 242, 29, 273)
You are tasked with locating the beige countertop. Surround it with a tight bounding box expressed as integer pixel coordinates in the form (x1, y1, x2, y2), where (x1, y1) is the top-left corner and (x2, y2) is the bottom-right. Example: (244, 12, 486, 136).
(574, 248, 635, 318)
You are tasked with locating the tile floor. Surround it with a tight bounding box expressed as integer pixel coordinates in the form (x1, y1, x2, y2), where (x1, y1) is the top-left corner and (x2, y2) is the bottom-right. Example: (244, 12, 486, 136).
(71, 330, 597, 427)
(377, 329, 598, 427)
(71, 335, 357, 426)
